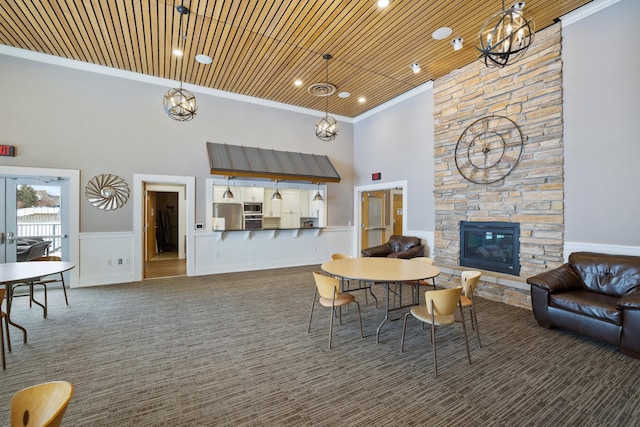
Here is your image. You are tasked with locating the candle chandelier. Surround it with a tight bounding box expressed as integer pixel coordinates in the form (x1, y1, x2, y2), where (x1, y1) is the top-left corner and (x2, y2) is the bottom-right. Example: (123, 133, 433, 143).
(314, 54, 339, 142)
(163, 3, 198, 121)
(476, 1, 535, 68)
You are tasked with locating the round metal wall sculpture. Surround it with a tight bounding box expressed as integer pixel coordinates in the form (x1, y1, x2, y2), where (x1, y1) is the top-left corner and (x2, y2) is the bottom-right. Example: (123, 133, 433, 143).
(454, 115, 524, 184)
(85, 174, 130, 210)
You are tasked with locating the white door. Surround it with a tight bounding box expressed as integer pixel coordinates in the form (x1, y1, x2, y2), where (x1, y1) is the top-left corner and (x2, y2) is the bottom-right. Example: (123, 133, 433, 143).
(0, 176, 70, 264)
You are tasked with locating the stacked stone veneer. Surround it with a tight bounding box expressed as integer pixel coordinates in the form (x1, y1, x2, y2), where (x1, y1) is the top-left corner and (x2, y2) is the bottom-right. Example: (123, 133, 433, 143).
(433, 24, 565, 309)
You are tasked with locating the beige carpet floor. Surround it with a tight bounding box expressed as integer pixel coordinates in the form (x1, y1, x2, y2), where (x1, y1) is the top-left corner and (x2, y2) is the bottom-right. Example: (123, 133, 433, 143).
(1, 265, 639, 426)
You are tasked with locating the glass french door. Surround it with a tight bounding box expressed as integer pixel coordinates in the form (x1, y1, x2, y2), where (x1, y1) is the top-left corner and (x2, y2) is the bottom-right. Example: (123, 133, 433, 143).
(0, 176, 70, 264)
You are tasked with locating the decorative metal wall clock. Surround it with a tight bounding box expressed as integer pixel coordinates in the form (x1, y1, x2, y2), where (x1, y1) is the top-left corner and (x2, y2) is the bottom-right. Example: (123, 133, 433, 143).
(454, 115, 524, 184)
(85, 174, 130, 210)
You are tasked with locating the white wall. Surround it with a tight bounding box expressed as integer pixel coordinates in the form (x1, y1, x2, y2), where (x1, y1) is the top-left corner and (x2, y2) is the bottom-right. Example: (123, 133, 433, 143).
(563, 0, 640, 248)
(353, 86, 435, 232)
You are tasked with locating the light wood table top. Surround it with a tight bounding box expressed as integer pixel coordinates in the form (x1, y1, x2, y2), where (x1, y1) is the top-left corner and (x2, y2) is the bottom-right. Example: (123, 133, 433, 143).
(0, 261, 75, 283)
(321, 257, 440, 283)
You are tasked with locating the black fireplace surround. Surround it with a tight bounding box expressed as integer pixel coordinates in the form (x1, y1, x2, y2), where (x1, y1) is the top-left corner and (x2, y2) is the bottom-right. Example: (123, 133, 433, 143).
(460, 221, 520, 275)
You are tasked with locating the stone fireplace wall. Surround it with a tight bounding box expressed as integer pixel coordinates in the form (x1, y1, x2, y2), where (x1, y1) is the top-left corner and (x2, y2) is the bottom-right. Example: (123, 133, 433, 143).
(433, 24, 565, 305)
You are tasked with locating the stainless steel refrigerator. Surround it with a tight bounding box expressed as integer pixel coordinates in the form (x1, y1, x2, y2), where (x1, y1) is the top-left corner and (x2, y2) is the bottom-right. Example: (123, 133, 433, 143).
(212, 203, 243, 230)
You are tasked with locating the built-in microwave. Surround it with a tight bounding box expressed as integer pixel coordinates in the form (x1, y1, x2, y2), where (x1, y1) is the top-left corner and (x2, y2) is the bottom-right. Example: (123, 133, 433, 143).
(243, 203, 263, 215)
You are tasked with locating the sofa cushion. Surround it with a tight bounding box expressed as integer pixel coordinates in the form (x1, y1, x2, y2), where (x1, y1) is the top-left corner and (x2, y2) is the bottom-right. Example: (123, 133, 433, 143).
(389, 235, 420, 253)
(550, 290, 621, 325)
(569, 252, 640, 297)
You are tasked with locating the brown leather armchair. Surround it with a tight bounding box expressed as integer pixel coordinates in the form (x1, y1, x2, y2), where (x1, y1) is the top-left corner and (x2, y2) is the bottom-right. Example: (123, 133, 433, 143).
(527, 252, 640, 360)
(361, 235, 425, 259)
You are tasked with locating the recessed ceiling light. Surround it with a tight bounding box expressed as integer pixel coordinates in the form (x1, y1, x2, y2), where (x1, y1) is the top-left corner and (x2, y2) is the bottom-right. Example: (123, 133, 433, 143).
(377, 0, 390, 8)
(294, 79, 303, 86)
(338, 91, 351, 98)
(432, 27, 453, 40)
(173, 49, 183, 57)
(410, 63, 421, 74)
(195, 54, 212, 64)
(358, 97, 366, 103)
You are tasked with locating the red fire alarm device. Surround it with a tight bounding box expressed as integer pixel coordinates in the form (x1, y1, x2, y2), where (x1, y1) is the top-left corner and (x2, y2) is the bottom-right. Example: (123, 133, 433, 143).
(372, 172, 381, 181)
(0, 145, 16, 157)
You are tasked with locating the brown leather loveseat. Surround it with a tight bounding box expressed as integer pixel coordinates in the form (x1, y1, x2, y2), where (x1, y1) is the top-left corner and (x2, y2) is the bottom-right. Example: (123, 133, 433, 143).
(527, 252, 640, 359)
(361, 235, 425, 259)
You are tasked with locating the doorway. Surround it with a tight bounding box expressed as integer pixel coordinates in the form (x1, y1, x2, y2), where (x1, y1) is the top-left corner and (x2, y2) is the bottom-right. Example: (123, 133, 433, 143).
(0, 166, 80, 286)
(133, 174, 194, 282)
(144, 184, 186, 278)
(354, 180, 407, 255)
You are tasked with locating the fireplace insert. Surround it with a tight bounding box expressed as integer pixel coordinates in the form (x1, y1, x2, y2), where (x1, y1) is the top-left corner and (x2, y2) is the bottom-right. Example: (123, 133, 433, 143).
(460, 221, 520, 275)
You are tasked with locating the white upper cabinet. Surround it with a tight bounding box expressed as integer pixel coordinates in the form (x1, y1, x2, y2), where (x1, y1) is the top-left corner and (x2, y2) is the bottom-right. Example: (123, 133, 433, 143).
(241, 187, 264, 203)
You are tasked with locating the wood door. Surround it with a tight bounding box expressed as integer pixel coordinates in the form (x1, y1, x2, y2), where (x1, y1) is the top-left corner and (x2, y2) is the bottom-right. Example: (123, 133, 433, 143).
(145, 190, 157, 262)
(361, 191, 388, 249)
(393, 193, 403, 235)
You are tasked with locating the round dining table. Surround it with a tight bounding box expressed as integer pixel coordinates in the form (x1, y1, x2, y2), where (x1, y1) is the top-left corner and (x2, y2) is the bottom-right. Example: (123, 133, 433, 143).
(0, 261, 75, 343)
(321, 257, 440, 343)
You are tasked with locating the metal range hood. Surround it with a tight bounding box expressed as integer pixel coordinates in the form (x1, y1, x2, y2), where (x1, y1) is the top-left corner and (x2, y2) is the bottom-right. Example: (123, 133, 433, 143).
(207, 142, 341, 183)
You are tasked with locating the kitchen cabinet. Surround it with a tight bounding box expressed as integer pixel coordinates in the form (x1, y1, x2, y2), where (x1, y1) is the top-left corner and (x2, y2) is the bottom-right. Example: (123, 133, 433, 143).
(280, 189, 301, 228)
(263, 190, 282, 217)
(213, 186, 237, 203)
(241, 187, 264, 203)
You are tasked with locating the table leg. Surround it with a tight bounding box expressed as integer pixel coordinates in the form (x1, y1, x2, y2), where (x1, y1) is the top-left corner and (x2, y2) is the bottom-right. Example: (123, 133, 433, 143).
(375, 282, 391, 343)
(28, 280, 47, 318)
(5, 284, 28, 344)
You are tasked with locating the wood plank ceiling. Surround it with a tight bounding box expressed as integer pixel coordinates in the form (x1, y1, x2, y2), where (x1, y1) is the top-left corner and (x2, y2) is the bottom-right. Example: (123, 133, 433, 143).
(0, 0, 592, 118)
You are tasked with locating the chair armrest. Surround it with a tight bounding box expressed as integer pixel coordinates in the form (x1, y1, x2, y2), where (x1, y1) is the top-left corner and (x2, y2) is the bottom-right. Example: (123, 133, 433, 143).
(526, 264, 583, 293)
(617, 292, 640, 310)
(387, 245, 425, 259)
(361, 243, 392, 257)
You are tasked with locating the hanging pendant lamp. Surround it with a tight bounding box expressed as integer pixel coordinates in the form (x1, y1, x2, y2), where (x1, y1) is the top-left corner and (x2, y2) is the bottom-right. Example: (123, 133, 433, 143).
(163, 4, 198, 121)
(272, 181, 282, 201)
(315, 54, 339, 142)
(222, 177, 234, 200)
(476, 1, 535, 68)
(313, 183, 323, 202)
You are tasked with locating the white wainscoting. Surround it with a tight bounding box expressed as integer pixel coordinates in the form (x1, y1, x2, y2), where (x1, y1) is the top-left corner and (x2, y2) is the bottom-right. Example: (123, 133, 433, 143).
(564, 242, 640, 260)
(78, 232, 135, 287)
(79, 227, 353, 286)
(193, 226, 353, 276)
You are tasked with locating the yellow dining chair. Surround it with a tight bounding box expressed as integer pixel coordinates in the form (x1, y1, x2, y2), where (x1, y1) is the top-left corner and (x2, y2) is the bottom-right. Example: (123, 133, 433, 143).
(1, 288, 11, 371)
(400, 286, 471, 377)
(11, 381, 74, 427)
(460, 270, 482, 348)
(308, 272, 364, 349)
(330, 254, 376, 307)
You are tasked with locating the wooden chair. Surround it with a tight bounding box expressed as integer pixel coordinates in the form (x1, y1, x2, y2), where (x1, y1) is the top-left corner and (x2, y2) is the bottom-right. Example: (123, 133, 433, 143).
(460, 271, 482, 348)
(11, 381, 74, 427)
(308, 272, 364, 349)
(1, 288, 11, 370)
(330, 253, 376, 306)
(400, 287, 471, 377)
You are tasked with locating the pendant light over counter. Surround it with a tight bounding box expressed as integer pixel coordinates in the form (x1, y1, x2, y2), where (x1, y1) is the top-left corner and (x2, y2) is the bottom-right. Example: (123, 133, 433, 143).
(222, 176, 234, 200)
